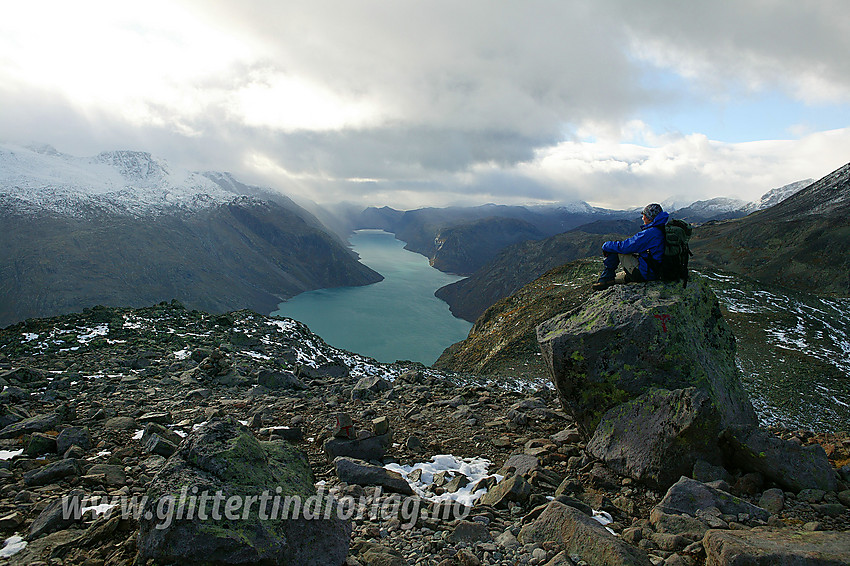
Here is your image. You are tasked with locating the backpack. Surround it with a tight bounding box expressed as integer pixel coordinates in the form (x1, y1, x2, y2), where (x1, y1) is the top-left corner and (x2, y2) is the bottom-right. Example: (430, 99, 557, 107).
(650, 219, 693, 285)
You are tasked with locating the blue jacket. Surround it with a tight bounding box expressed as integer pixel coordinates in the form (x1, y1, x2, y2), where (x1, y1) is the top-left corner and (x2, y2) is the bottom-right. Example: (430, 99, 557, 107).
(602, 211, 668, 281)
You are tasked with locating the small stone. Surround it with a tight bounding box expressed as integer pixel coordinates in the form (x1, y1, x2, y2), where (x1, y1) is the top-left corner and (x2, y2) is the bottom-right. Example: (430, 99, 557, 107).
(406, 435, 423, 452)
(448, 520, 491, 544)
(56, 426, 91, 455)
(372, 416, 390, 436)
(333, 413, 356, 439)
(144, 434, 177, 457)
(104, 416, 137, 430)
(25, 433, 57, 456)
(758, 488, 785, 515)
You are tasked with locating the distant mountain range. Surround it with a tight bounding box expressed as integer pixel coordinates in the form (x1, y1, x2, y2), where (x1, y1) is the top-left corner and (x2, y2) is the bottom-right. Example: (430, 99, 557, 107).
(430, 170, 844, 323)
(343, 180, 812, 277)
(0, 144, 382, 327)
(670, 179, 813, 224)
(691, 163, 849, 296)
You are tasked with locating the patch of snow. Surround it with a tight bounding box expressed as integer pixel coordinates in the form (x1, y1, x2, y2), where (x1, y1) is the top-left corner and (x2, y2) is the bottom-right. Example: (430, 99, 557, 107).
(78, 324, 109, 343)
(385, 455, 499, 508)
(0, 535, 27, 558)
(0, 449, 23, 460)
(80, 503, 117, 516)
(173, 349, 191, 360)
(132, 430, 144, 441)
(243, 351, 271, 361)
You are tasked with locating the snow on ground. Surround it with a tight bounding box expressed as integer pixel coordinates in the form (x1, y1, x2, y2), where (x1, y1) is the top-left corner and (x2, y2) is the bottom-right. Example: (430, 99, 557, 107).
(385, 455, 499, 507)
(0, 536, 26, 558)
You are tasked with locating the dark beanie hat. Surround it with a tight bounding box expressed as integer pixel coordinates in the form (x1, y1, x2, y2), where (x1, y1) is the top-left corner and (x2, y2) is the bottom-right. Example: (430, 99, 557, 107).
(642, 203, 663, 221)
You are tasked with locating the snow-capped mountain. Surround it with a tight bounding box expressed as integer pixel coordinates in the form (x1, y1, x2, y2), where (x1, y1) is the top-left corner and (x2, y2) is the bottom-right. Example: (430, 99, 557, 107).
(0, 143, 247, 217)
(670, 179, 813, 223)
(743, 179, 814, 213)
(0, 144, 382, 328)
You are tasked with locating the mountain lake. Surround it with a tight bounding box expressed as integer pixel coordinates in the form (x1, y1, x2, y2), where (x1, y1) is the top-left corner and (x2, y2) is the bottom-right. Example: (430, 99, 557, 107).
(272, 229, 473, 365)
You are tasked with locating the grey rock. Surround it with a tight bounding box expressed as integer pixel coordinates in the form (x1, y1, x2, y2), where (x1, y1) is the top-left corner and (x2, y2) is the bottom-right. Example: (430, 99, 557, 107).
(652, 477, 769, 528)
(29, 490, 85, 539)
(257, 369, 306, 390)
(104, 416, 137, 430)
(24, 458, 81, 486)
(448, 520, 492, 543)
(357, 542, 405, 566)
(0, 412, 60, 439)
(56, 426, 91, 455)
(25, 432, 57, 456)
(351, 375, 391, 400)
(498, 453, 541, 477)
(137, 412, 172, 425)
(87, 464, 126, 486)
(550, 427, 582, 445)
(720, 427, 839, 493)
(333, 413, 356, 439)
(536, 276, 757, 435)
(144, 433, 178, 457)
(520, 501, 651, 566)
(323, 433, 389, 462)
(266, 426, 303, 442)
(142, 422, 183, 446)
(553, 495, 593, 516)
(478, 475, 531, 508)
(758, 488, 785, 515)
(692, 459, 733, 484)
(137, 417, 350, 565)
(333, 457, 413, 495)
(587, 388, 723, 490)
(703, 528, 850, 565)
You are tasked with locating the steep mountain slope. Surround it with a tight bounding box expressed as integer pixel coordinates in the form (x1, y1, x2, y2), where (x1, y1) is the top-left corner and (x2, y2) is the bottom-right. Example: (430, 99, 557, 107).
(0, 145, 382, 327)
(434, 220, 638, 321)
(691, 162, 850, 296)
(434, 258, 600, 378)
(355, 203, 630, 274)
(430, 217, 547, 275)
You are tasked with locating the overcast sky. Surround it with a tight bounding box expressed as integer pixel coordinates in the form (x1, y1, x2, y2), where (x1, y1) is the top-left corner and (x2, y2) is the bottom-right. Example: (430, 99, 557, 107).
(2, 0, 849, 210)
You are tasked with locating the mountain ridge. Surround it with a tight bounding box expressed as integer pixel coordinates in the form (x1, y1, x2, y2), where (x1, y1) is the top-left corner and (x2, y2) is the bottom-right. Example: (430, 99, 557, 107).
(0, 144, 383, 327)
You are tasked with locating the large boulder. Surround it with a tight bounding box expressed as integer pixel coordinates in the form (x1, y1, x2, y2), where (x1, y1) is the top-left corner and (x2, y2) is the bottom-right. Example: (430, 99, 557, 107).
(519, 501, 651, 566)
(536, 276, 757, 435)
(703, 528, 850, 566)
(333, 457, 414, 495)
(719, 427, 838, 493)
(587, 388, 723, 490)
(651, 476, 769, 537)
(137, 417, 350, 565)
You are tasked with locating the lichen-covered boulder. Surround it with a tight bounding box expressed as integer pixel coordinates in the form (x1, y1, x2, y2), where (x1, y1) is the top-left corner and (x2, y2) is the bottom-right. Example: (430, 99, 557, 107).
(719, 427, 839, 493)
(137, 417, 350, 565)
(536, 275, 757, 435)
(587, 388, 723, 490)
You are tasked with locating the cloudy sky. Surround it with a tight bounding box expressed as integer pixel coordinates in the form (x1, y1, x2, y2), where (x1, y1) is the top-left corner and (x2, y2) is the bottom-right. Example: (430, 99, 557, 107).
(2, 0, 849, 210)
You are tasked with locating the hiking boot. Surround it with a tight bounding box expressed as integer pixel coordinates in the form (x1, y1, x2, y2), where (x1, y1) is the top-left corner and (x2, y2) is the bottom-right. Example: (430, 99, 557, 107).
(592, 279, 615, 292)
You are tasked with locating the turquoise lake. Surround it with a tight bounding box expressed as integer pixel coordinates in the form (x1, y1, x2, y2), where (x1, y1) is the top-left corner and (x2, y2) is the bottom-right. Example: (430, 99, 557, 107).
(272, 229, 473, 365)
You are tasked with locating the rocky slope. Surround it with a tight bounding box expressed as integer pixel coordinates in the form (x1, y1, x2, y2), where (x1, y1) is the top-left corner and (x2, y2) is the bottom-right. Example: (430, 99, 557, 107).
(435, 258, 850, 433)
(0, 302, 847, 565)
(691, 162, 850, 297)
(0, 144, 382, 327)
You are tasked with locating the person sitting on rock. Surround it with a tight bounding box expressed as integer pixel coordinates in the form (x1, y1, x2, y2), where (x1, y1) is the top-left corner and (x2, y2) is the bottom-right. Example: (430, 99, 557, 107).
(592, 203, 668, 291)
